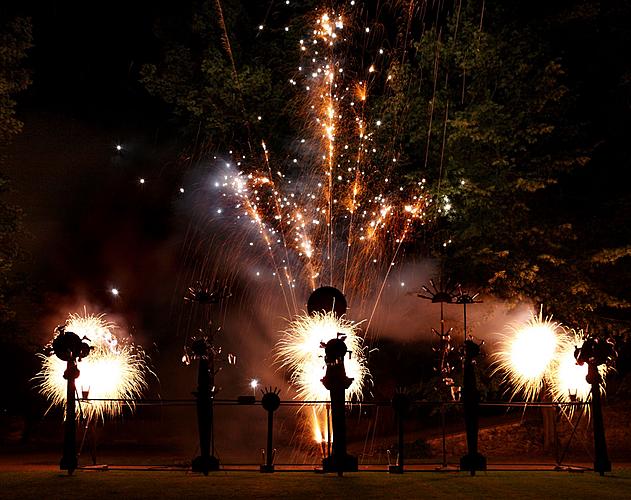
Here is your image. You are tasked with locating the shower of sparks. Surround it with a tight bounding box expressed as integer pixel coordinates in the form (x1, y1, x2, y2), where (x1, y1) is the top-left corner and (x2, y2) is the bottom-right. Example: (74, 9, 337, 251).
(275, 310, 369, 445)
(492, 312, 607, 413)
(212, 9, 431, 325)
(201, 6, 445, 447)
(551, 332, 609, 413)
(34, 311, 151, 421)
(276, 311, 369, 403)
(492, 310, 569, 402)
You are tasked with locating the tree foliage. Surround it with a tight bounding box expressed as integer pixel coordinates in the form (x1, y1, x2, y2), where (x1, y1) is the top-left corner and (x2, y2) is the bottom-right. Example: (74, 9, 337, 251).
(142, 0, 630, 335)
(0, 16, 32, 325)
(141, 0, 316, 153)
(371, 1, 630, 335)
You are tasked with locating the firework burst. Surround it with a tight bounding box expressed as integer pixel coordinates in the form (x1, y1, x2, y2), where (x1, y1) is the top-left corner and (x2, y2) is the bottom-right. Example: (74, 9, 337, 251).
(551, 332, 609, 408)
(493, 312, 608, 414)
(192, 5, 435, 448)
(210, 8, 430, 326)
(276, 310, 369, 446)
(34, 311, 151, 421)
(492, 310, 569, 401)
(275, 311, 369, 403)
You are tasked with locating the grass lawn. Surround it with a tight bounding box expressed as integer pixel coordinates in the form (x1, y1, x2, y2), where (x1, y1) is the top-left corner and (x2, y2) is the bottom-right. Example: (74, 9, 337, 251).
(1, 469, 631, 499)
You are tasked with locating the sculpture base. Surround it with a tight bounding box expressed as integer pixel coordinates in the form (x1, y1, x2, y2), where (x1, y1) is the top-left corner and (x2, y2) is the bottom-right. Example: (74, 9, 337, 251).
(60, 455, 78, 474)
(594, 458, 611, 476)
(459, 452, 486, 475)
(322, 453, 358, 473)
(260, 464, 275, 473)
(192, 455, 220, 475)
(388, 465, 404, 474)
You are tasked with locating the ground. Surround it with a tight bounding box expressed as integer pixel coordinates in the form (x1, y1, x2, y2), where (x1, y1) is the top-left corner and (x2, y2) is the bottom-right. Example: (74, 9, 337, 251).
(1, 469, 631, 499)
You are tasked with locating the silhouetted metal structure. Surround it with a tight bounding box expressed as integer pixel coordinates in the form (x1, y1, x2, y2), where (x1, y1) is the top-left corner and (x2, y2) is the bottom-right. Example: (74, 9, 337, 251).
(260, 387, 281, 473)
(191, 337, 220, 474)
(52, 325, 91, 475)
(575, 336, 616, 475)
(389, 392, 411, 473)
(308, 286, 358, 475)
(459, 337, 487, 475)
(321, 335, 357, 474)
(185, 282, 232, 474)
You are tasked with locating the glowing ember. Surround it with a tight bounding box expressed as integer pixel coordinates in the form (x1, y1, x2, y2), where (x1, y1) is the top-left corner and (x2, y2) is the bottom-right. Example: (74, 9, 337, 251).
(34, 311, 151, 420)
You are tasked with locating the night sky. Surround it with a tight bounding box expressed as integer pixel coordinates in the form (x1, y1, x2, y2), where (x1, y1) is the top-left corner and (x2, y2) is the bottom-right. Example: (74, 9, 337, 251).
(5, 0, 183, 334)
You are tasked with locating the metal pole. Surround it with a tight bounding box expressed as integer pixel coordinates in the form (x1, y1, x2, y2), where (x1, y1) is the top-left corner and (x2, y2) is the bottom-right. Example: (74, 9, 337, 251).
(60, 360, 79, 474)
(459, 340, 486, 475)
(192, 356, 219, 474)
(266, 410, 274, 468)
(589, 364, 611, 475)
(441, 403, 447, 468)
(260, 388, 280, 473)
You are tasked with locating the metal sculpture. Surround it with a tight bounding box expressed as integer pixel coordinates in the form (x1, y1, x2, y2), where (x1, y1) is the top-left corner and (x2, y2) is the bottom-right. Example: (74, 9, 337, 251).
(459, 336, 487, 475)
(575, 336, 616, 475)
(260, 387, 281, 473)
(190, 336, 220, 474)
(51, 325, 92, 474)
(389, 391, 411, 474)
(309, 286, 358, 475)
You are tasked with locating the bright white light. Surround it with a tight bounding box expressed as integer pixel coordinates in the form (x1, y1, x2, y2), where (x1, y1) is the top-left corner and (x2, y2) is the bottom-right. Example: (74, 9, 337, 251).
(139, 178, 145, 185)
(111, 288, 119, 296)
(276, 311, 369, 403)
(250, 379, 259, 390)
(34, 312, 151, 420)
(493, 311, 568, 401)
(115, 145, 122, 151)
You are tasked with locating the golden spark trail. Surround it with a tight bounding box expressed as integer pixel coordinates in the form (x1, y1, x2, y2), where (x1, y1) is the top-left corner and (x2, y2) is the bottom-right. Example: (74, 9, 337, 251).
(315, 13, 340, 286)
(261, 141, 300, 312)
(342, 84, 368, 295)
(210, 7, 436, 446)
(34, 311, 151, 421)
(232, 171, 295, 316)
(492, 312, 610, 419)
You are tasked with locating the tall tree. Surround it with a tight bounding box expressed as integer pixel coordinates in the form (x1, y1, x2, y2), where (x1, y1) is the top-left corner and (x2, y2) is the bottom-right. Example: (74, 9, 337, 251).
(142, 0, 631, 334)
(141, 0, 316, 154)
(0, 16, 32, 327)
(374, 0, 630, 334)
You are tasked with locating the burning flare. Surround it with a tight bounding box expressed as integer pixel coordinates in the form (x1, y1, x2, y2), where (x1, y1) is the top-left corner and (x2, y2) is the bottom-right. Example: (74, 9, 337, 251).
(276, 310, 369, 447)
(34, 311, 151, 420)
(493, 311, 608, 414)
(551, 332, 609, 408)
(276, 311, 369, 403)
(493, 310, 569, 401)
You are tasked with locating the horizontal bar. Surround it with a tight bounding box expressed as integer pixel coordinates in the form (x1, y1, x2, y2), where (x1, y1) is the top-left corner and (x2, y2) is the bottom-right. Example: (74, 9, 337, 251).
(78, 398, 590, 408)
